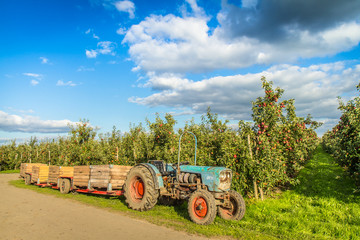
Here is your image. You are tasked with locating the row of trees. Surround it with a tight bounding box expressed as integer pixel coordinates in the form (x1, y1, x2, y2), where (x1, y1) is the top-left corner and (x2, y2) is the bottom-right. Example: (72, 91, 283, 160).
(322, 83, 360, 186)
(0, 78, 320, 196)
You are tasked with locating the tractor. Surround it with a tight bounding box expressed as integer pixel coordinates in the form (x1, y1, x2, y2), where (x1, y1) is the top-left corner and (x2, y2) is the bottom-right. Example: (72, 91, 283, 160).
(123, 132, 246, 225)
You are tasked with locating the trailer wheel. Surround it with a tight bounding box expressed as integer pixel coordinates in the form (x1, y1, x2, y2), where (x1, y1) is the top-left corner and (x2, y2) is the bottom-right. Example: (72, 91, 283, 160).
(188, 190, 216, 225)
(25, 174, 31, 185)
(124, 166, 159, 211)
(218, 190, 246, 221)
(59, 178, 71, 194)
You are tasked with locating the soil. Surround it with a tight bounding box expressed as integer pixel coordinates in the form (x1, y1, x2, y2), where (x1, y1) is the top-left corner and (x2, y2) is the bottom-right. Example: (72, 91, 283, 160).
(0, 174, 209, 240)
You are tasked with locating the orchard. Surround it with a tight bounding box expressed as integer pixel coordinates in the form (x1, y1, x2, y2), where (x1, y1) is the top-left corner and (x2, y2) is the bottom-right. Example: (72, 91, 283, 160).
(322, 83, 360, 187)
(0, 78, 320, 197)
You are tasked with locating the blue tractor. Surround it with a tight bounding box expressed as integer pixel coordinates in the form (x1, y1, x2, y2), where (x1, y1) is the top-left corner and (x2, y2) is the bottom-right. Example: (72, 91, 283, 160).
(123, 132, 246, 225)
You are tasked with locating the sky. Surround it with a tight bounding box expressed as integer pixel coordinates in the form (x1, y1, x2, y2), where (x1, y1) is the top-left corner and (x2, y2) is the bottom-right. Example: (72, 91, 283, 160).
(1, 0, 360, 144)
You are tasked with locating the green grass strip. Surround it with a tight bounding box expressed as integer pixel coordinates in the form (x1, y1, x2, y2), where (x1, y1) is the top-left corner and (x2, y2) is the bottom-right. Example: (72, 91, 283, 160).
(9, 146, 360, 239)
(1, 169, 20, 174)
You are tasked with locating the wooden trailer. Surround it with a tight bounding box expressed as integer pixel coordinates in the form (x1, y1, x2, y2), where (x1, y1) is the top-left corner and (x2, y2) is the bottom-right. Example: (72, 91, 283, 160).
(20, 163, 47, 185)
(73, 166, 90, 188)
(48, 165, 60, 184)
(20, 163, 46, 178)
(31, 165, 49, 184)
(58, 164, 132, 195)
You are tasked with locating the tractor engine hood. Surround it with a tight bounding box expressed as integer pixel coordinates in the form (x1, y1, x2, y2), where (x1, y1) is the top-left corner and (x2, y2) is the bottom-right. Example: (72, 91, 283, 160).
(179, 165, 232, 192)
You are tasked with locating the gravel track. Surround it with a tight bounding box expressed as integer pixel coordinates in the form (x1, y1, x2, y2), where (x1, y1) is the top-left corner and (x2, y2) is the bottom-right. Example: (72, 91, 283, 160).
(0, 174, 209, 240)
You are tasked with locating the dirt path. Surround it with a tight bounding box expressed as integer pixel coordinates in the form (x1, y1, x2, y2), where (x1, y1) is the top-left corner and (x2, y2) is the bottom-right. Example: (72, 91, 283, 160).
(0, 174, 209, 240)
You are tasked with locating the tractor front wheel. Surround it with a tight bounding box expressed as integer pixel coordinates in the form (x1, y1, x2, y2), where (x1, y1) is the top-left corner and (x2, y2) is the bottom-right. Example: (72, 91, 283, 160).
(188, 190, 216, 225)
(217, 190, 246, 221)
(124, 166, 159, 211)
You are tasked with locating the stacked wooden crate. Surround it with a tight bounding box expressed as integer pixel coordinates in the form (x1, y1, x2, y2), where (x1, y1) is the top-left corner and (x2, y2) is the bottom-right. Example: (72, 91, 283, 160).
(48, 165, 60, 184)
(71, 164, 132, 190)
(89, 165, 111, 189)
(59, 166, 74, 177)
(110, 165, 132, 189)
(31, 165, 49, 184)
(20, 163, 46, 178)
(73, 166, 90, 187)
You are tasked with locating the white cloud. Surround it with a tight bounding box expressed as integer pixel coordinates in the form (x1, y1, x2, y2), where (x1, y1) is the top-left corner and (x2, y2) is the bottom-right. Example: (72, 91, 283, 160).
(86, 41, 116, 58)
(97, 41, 116, 55)
(0, 111, 77, 133)
(129, 62, 360, 123)
(23, 72, 43, 86)
(116, 27, 127, 35)
(56, 80, 78, 87)
(180, 0, 206, 18)
(122, 3, 360, 74)
(30, 80, 39, 86)
(114, 0, 135, 19)
(85, 28, 100, 39)
(40, 57, 49, 64)
(23, 73, 42, 79)
(86, 49, 98, 58)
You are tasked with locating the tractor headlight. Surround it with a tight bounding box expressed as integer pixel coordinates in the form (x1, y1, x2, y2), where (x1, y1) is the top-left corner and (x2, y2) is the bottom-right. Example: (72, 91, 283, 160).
(220, 171, 227, 181)
(219, 170, 232, 182)
(219, 170, 232, 190)
(227, 171, 232, 180)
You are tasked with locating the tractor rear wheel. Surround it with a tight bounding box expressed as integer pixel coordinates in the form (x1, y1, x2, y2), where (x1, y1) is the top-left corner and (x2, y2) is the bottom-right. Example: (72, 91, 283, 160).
(59, 178, 71, 194)
(188, 190, 216, 225)
(217, 190, 246, 220)
(124, 166, 159, 211)
(25, 174, 31, 185)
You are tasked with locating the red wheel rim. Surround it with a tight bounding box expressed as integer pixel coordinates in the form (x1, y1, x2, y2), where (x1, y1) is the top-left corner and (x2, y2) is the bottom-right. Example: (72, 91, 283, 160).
(130, 177, 144, 201)
(192, 197, 208, 218)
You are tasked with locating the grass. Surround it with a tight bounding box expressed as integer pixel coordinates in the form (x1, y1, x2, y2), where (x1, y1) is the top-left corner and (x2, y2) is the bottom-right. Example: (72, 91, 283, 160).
(0, 169, 20, 174)
(9, 146, 360, 239)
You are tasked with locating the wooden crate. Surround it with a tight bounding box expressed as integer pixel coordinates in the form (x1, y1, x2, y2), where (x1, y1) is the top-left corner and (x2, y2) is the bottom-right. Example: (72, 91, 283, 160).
(110, 165, 132, 189)
(59, 166, 74, 177)
(20, 163, 46, 178)
(73, 166, 90, 187)
(48, 165, 60, 184)
(31, 165, 49, 184)
(89, 165, 111, 189)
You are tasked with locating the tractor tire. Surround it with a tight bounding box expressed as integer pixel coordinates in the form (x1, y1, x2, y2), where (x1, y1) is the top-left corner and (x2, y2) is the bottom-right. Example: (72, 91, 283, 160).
(25, 174, 31, 185)
(59, 178, 71, 194)
(124, 166, 159, 211)
(188, 190, 217, 225)
(217, 190, 246, 221)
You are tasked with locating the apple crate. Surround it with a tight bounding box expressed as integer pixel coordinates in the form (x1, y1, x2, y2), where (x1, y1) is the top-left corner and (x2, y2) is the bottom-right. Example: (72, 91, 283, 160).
(31, 165, 49, 184)
(73, 166, 90, 187)
(20, 163, 46, 178)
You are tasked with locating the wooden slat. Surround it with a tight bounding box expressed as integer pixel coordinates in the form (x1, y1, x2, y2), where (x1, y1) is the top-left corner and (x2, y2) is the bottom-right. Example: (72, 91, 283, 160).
(48, 165, 60, 183)
(73, 166, 90, 187)
(59, 166, 74, 177)
(31, 165, 49, 183)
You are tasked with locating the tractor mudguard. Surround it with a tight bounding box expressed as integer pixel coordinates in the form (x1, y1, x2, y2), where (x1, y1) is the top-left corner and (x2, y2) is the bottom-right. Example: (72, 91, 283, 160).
(136, 163, 164, 189)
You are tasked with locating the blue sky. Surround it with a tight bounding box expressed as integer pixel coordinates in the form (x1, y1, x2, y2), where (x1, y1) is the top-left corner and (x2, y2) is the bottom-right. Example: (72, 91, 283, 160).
(1, 0, 360, 143)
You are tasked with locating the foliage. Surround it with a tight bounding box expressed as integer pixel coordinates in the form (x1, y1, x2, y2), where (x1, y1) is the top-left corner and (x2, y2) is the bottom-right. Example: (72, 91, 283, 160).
(322, 82, 360, 186)
(10, 146, 359, 239)
(0, 77, 320, 195)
